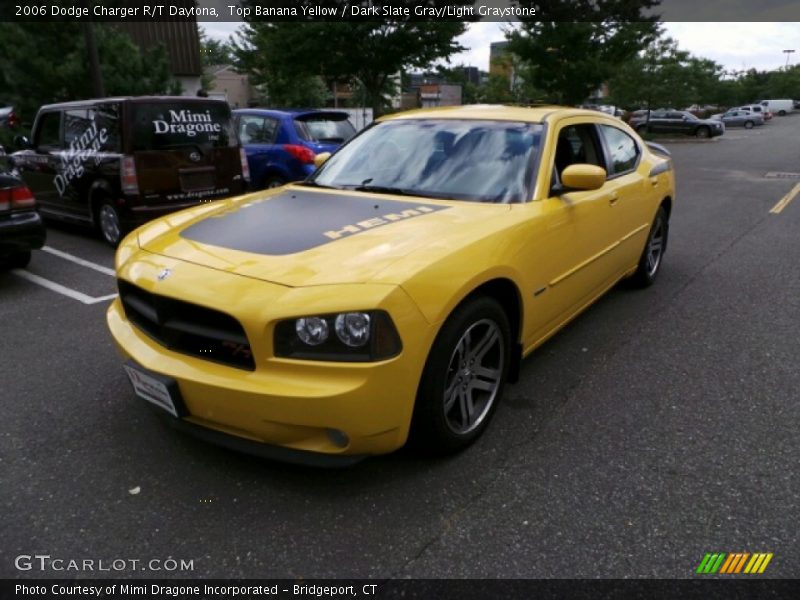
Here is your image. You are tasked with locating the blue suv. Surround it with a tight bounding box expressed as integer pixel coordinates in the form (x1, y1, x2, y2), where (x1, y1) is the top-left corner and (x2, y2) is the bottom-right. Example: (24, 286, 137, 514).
(233, 109, 356, 190)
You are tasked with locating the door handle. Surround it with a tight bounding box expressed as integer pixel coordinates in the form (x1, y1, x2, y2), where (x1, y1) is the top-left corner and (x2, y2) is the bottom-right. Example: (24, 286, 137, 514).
(608, 192, 619, 206)
(650, 177, 660, 186)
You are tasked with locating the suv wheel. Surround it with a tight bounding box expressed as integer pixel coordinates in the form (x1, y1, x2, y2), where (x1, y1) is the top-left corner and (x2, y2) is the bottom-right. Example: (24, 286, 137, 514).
(97, 201, 123, 247)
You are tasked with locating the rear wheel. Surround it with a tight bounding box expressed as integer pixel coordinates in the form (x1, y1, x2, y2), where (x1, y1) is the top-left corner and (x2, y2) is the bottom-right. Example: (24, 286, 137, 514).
(695, 127, 710, 138)
(631, 207, 668, 287)
(96, 200, 123, 247)
(410, 296, 511, 454)
(779, 110, 787, 116)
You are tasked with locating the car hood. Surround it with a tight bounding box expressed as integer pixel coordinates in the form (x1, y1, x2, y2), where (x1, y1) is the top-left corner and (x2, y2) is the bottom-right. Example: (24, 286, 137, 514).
(137, 186, 511, 287)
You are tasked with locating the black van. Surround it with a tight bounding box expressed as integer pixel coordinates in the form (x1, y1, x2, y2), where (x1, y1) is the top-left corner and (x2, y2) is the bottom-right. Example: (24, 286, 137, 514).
(12, 96, 249, 245)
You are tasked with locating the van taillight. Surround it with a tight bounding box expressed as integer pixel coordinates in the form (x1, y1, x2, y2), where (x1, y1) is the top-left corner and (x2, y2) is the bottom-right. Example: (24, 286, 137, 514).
(121, 156, 139, 195)
(7, 111, 20, 129)
(0, 185, 36, 210)
(283, 144, 316, 164)
(239, 147, 250, 182)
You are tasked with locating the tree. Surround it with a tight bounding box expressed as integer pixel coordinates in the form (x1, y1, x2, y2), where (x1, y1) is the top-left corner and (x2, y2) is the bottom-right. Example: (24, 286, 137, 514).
(506, 0, 660, 105)
(232, 1, 470, 114)
(199, 27, 234, 67)
(609, 36, 725, 110)
(0, 21, 174, 127)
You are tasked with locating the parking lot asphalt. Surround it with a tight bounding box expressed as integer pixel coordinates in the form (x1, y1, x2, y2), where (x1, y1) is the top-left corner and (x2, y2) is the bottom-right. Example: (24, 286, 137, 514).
(2, 118, 799, 579)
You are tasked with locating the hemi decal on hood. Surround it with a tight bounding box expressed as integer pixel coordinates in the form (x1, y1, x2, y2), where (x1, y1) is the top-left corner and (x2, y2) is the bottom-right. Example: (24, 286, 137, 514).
(180, 189, 449, 255)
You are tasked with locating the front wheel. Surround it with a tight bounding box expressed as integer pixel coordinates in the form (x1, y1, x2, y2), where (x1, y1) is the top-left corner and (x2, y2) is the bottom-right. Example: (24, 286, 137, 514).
(410, 296, 511, 454)
(695, 127, 710, 138)
(263, 176, 285, 189)
(744, 121, 754, 129)
(630, 207, 668, 287)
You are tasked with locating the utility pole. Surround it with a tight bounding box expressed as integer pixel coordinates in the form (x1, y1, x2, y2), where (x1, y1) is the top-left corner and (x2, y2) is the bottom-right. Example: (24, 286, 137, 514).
(82, 0, 105, 97)
(783, 49, 795, 69)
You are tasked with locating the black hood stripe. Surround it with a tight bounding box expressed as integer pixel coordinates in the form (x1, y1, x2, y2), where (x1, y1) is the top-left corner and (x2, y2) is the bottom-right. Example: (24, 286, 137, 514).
(180, 189, 449, 255)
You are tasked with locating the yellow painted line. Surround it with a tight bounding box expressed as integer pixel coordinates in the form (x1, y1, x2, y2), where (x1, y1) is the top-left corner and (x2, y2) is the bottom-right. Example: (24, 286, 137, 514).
(770, 182, 800, 214)
(757, 553, 773, 573)
(744, 554, 759, 573)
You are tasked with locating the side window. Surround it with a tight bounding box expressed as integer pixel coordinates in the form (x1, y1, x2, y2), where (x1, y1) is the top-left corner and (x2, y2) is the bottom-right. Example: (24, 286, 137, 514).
(92, 103, 121, 152)
(238, 115, 276, 144)
(554, 124, 603, 179)
(64, 109, 92, 146)
(598, 125, 639, 175)
(34, 111, 61, 150)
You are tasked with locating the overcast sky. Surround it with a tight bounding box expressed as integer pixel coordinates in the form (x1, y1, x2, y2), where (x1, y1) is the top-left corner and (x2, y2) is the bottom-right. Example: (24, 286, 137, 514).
(201, 21, 800, 74)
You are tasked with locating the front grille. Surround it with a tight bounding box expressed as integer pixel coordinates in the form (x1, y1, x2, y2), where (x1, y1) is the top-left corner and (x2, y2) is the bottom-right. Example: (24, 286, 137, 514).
(118, 280, 255, 371)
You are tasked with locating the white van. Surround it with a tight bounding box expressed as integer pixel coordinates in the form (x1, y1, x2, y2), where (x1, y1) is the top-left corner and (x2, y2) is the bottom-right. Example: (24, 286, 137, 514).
(759, 99, 794, 116)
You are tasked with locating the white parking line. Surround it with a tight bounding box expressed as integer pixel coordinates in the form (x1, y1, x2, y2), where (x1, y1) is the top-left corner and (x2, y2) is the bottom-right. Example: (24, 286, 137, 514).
(42, 245, 116, 277)
(12, 269, 117, 305)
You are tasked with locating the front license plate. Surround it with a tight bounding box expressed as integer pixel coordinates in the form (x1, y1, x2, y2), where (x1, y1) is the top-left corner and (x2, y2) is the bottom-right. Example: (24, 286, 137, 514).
(124, 363, 182, 418)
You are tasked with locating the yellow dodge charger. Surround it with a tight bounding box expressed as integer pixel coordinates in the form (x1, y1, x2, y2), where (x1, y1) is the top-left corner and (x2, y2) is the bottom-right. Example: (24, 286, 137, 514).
(107, 105, 675, 466)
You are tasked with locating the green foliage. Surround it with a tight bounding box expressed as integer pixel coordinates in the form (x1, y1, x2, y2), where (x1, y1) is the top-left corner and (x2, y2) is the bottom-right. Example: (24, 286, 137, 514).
(199, 27, 234, 67)
(507, 0, 660, 105)
(608, 36, 725, 109)
(0, 20, 174, 129)
(232, 1, 469, 115)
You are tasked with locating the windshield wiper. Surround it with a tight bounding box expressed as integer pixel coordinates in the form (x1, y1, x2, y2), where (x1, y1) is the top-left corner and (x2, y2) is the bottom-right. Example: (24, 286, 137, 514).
(353, 185, 411, 196)
(299, 181, 341, 190)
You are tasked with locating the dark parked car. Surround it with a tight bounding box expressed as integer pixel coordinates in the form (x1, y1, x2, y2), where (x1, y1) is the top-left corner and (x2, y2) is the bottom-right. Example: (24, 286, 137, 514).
(233, 109, 356, 189)
(12, 96, 248, 246)
(0, 156, 45, 269)
(630, 110, 724, 138)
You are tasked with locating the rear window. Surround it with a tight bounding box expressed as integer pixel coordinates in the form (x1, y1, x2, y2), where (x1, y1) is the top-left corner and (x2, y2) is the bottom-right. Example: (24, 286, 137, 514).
(294, 115, 355, 143)
(130, 102, 235, 151)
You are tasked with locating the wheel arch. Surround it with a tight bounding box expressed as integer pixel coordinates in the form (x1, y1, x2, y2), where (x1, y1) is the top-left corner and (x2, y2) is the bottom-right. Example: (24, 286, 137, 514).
(88, 178, 115, 223)
(433, 277, 524, 384)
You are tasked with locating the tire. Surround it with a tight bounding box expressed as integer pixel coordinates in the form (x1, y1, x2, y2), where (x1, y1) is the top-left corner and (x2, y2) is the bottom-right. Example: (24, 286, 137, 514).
(695, 127, 710, 138)
(409, 296, 511, 454)
(263, 176, 285, 189)
(631, 207, 668, 288)
(636, 125, 648, 134)
(96, 200, 124, 247)
(779, 110, 786, 116)
(744, 121, 754, 129)
(1, 250, 31, 270)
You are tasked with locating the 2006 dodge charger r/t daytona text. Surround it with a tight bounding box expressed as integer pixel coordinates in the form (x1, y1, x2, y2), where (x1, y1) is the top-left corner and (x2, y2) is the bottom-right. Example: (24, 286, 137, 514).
(107, 105, 675, 466)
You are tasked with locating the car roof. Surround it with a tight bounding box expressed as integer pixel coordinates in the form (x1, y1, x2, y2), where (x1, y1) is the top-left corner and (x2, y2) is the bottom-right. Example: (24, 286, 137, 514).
(378, 104, 612, 123)
(38, 96, 229, 111)
(232, 108, 350, 119)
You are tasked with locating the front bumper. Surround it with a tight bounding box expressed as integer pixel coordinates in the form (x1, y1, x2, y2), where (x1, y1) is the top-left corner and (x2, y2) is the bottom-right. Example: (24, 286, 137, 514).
(0, 210, 46, 256)
(106, 256, 434, 463)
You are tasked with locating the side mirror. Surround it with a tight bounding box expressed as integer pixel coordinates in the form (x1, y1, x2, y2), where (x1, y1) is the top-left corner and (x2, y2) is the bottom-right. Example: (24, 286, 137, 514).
(560, 164, 607, 191)
(314, 152, 331, 168)
(13, 135, 31, 150)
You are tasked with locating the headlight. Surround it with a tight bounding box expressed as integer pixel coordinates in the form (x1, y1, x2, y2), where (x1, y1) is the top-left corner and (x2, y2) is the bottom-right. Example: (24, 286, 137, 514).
(335, 312, 370, 347)
(274, 310, 402, 362)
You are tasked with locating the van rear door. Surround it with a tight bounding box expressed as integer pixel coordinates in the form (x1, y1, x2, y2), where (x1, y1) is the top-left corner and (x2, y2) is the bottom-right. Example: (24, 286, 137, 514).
(126, 100, 243, 206)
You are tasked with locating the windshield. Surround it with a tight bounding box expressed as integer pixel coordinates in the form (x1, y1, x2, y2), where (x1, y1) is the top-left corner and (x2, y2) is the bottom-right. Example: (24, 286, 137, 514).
(311, 119, 542, 203)
(130, 102, 235, 151)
